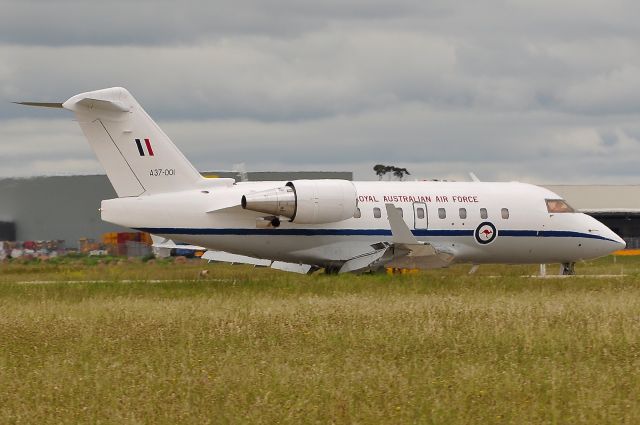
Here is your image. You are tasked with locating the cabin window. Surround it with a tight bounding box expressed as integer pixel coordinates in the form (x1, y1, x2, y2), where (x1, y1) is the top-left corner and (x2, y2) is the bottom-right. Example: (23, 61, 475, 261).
(480, 208, 488, 219)
(396, 208, 403, 217)
(501, 208, 510, 219)
(546, 199, 575, 213)
(417, 207, 425, 219)
(354, 208, 361, 218)
(459, 208, 467, 219)
(373, 207, 381, 218)
(438, 208, 446, 219)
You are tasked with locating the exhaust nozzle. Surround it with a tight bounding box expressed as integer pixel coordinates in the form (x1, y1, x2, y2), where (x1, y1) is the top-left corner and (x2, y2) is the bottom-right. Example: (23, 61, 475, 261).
(241, 186, 297, 219)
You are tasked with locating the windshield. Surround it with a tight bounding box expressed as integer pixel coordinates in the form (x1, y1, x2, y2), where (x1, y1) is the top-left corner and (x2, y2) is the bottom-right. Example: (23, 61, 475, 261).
(546, 199, 575, 213)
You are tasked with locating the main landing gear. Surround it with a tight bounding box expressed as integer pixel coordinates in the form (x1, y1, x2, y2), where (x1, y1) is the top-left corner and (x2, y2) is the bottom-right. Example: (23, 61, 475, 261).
(561, 262, 576, 276)
(324, 266, 340, 275)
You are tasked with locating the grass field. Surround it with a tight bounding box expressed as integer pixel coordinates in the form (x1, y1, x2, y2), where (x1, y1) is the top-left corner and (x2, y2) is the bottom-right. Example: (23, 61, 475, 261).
(1, 256, 640, 424)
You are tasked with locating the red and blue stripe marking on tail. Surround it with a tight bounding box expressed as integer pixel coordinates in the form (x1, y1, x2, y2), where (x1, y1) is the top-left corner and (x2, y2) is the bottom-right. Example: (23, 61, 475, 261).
(135, 138, 154, 156)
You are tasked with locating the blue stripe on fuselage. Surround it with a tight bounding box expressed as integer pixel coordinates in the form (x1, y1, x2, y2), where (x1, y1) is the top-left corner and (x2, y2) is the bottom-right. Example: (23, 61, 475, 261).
(136, 227, 616, 242)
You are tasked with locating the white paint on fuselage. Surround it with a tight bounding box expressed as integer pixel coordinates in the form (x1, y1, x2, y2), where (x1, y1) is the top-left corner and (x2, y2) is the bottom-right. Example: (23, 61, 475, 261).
(101, 180, 625, 268)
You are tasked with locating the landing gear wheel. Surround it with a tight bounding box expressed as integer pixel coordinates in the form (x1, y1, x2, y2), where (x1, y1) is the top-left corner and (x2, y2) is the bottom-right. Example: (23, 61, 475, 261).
(324, 266, 340, 275)
(561, 262, 576, 276)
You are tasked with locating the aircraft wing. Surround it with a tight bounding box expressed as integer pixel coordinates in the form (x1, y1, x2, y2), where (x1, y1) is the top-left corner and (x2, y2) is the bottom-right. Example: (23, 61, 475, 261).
(152, 203, 454, 274)
(151, 235, 315, 274)
(201, 250, 271, 266)
(339, 204, 454, 273)
(201, 250, 316, 274)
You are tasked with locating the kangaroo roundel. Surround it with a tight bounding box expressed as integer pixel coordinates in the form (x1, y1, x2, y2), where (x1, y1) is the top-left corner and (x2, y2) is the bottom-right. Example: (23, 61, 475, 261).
(475, 222, 497, 245)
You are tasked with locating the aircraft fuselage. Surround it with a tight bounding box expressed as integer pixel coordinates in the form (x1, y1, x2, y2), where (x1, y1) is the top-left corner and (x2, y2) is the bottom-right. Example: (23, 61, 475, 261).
(101, 180, 624, 268)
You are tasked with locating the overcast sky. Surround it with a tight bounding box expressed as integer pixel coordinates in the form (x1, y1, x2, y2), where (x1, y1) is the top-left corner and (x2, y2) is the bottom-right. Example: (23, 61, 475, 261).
(2, 0, 640, 183)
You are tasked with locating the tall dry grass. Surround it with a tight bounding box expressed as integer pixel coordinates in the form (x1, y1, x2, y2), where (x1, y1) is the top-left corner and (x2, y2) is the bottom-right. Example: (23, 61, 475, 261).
(1, 258, 639, 424)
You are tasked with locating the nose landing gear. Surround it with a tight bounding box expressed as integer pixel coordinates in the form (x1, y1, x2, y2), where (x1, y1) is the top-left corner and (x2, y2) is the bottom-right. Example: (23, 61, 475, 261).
(560, 262, 576, 276)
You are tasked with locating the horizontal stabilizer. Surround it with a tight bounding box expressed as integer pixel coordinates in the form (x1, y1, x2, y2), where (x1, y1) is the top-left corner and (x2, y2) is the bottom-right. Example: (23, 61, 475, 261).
(73, 97, 131, 113)
(13, 102, 63, 108)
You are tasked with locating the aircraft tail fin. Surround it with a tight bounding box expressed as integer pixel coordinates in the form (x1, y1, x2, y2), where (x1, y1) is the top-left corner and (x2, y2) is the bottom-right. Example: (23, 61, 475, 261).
(55, 87, 205, 197)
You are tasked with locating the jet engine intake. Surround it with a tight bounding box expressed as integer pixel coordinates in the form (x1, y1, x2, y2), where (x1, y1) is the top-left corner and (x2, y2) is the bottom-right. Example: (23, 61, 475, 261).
(241, 180, 357, 224)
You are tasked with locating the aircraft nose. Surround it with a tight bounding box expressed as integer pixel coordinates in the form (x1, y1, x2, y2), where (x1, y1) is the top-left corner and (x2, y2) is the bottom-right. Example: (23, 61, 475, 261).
(611, 232, 626, 250)
(596, 222, 626, 252)
(580, 214, 626, 257)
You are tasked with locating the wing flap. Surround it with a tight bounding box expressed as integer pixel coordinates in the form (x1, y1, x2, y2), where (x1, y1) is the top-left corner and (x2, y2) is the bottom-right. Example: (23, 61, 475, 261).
(201, 250, 271, 266)
(271, 261, 314, 274)
(339, 248, 391, 273)
(385, 251, 454, 269)
(202, 251, 315, 274)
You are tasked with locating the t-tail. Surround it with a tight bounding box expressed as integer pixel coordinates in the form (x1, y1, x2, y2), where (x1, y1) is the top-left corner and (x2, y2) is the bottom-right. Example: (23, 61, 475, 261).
(17, 87, 205, 197)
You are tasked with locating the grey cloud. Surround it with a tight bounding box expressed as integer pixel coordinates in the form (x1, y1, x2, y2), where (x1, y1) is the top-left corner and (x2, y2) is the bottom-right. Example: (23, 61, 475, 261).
(2, 0, 640, 185)
(0, 119, 86, 157)
(4, 0, 638, 48)
(555, 66, 640, 115)
(0, 0, 444, 46)
(159, 105, 640, 179)
(0, 34, 461, 121)
(4, 32, 639, 125)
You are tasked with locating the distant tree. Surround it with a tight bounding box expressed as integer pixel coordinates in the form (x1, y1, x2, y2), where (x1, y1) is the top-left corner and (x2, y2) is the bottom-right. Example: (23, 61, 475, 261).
(373, 164, 387, 180)
(384, 166, 394, 180)
(373, 164, 411, 181)
(393, 167, 411, 181)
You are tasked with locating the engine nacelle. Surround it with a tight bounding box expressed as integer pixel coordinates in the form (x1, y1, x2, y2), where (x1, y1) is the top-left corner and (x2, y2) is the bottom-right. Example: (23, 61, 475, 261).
(241, 179, 358, 224)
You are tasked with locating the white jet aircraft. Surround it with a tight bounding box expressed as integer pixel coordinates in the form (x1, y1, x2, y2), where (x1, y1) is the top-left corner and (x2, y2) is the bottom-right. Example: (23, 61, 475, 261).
(18, 87, 625, 274)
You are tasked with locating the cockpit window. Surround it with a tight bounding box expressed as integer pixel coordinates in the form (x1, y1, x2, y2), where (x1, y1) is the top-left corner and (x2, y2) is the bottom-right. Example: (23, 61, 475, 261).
(546, 199, 575, 213)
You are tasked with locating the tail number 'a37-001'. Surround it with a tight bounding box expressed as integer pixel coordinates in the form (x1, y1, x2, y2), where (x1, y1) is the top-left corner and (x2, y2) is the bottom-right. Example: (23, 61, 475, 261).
(150, 169, 175, 177)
